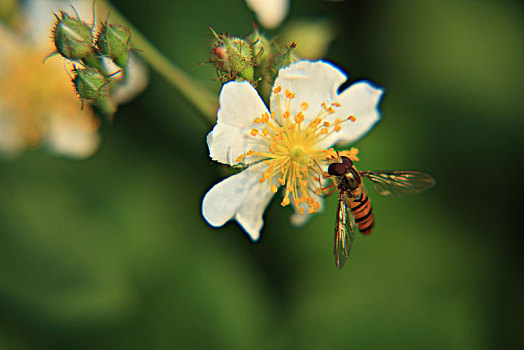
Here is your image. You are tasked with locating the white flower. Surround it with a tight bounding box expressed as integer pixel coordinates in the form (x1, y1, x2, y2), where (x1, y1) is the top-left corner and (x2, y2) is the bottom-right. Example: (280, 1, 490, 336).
(202, 60, 384, 240)
(245, 0, 290, 29)
(0, 0, 148, 159)
(0, 22, 100, 159)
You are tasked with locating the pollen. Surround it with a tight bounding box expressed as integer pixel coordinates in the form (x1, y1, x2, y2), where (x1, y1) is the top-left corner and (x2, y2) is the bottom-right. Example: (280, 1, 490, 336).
(294, 112, 304, 123)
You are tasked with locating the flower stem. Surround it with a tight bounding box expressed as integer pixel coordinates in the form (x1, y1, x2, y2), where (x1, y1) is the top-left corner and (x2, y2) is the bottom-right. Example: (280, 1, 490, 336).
(97, 0, 217, 123)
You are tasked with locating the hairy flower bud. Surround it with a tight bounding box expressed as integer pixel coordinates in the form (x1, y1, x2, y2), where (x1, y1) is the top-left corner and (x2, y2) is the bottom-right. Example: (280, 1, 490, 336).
(268, 43, 300, 78)
(52, 11, 93, 60)
(210, 30, 255, 83)
(247, 29, 273, 67)
(73, 67, 110, 103)
(96, 23, 131, 63)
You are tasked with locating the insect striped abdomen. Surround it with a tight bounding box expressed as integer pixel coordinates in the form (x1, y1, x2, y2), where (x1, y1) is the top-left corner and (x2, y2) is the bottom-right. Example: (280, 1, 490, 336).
(349, 192, 374, 234)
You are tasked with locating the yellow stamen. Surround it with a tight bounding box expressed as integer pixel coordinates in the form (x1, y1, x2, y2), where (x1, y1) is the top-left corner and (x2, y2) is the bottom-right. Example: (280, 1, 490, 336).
(294, 112, 304, 123)
(245, 88, 362, 216)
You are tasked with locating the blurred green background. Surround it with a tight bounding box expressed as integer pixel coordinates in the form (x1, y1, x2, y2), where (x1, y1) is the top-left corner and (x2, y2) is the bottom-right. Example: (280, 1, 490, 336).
(1, 0, 523, 348)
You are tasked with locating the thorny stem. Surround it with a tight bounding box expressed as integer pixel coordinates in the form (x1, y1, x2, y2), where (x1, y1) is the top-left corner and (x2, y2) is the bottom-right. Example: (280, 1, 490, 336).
(97, 0, 218, 124)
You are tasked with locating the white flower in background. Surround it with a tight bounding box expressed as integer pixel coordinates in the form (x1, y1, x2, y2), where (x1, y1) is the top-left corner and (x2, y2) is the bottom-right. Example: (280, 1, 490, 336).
(245, 0, 290, 29)
(280, 19, 335, 60)
(0, 23, 100, 158)
(202, 60, 384, 240)
(0, 0, 147, 159)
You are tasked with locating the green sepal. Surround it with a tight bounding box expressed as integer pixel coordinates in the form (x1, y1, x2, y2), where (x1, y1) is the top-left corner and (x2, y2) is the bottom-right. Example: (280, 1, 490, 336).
(72, 67, 111, 103)
(96, 23, 131, 61)
(52, 11, 93, 60)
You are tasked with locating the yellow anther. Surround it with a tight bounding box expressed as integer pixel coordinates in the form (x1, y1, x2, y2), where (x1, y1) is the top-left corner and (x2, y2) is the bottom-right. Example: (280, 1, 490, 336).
(323, 121, 330, 127)
(278, 177, 286, 185)
(333, 118, 342, 132)
(315, 188, 323, 195)
(300, 102, 309, 110)
(283, 111, 290, 119)
(348, 115, 357, 122)
(271, 185, 278, 193)
(331, 102, 341, 107)
(325, 148, 337, 159)
(341, 147, 359, 161)
(236, 154, 245, 163)
(254, 117, 263, 123)
(321, 102, 328, 109)
(294, 112, 304, 123)
(281, 196, 290, 206)
(321, 128, 328, 135)
(299, 207, 305, 215)
(308, 207, 317, 214)
(285, 90, 295, 99)
(246, 150, 254, 155)
(262, 128, 269, 136)
(274, 86, 282, 93)
(251, 129, 259, 136)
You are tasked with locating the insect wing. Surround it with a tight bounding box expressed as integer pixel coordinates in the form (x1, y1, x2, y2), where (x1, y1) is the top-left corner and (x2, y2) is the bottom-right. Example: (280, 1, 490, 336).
(359, 171, 435, 197)
(334, 197, 355, 269)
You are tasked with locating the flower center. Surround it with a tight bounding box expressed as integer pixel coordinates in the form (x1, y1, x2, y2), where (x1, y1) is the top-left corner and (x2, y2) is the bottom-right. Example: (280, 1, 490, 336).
(235, 86, 358, 215)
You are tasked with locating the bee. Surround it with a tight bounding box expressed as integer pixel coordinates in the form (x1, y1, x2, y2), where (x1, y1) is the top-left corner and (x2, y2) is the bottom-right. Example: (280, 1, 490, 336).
(327, 156, 435, 269)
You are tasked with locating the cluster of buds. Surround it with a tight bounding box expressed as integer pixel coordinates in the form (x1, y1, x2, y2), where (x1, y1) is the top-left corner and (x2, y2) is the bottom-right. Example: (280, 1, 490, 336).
(51, 10, 132, 118)
(209, 27, 300, 89)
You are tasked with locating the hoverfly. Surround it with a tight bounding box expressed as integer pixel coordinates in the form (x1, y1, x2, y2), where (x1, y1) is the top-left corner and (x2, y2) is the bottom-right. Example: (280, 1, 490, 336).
(327, 156, 435, 269)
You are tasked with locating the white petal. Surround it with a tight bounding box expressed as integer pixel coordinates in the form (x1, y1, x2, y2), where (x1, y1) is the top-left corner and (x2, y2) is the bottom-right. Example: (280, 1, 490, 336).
(106, 54, 149, 105)
(318, 81, 384, 148)
(45, 110, 100, 159)
(24, 0, 93, 43)
(246, 0, 289, 29)
(234, 176, 277, 241)
(202, 163, 275, 241)
(270, 61, 346, 124)
(0, 107, 24, 157)
(207, 82, 269, 166)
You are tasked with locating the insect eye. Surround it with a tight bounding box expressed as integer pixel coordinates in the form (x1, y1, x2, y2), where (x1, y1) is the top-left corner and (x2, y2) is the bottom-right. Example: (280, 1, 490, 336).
(328, 163, 347, 176)
(341, 156, 353, 167)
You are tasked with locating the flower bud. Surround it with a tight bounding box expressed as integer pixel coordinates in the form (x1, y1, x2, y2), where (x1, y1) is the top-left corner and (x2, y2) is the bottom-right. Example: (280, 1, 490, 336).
(52, 11, 94, 60)
(269, 43, 300, 76)
(96, 23, 131, 62)
(247, 29, 273, 67)
(73, 67, 110, 103)
(210, 30, 255, 83)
